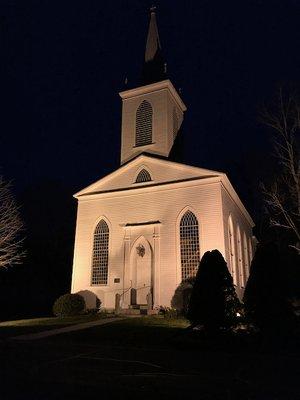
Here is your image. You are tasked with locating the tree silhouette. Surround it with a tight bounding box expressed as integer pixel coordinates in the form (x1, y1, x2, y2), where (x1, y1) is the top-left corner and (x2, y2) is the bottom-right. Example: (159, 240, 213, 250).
(260, 88, 300, 253)
(243, 240, 297, 332)
(0, 177, 24, 268)
(187, 250, 241, 331)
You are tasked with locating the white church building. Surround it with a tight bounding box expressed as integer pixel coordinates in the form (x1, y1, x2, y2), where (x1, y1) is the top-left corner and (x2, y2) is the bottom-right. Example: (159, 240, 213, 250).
(71, 10, 254, 311)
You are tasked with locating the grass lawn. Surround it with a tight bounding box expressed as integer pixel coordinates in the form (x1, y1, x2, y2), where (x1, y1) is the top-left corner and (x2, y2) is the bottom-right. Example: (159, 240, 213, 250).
(48, 315, 190, 347)
(1, 316, 299, 399)
(0, 313, 113, 339)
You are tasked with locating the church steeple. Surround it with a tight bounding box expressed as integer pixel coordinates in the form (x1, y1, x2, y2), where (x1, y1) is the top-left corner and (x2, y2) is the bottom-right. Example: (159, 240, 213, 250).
(142, 7, 167, 85)
(119, 8, 186, 165)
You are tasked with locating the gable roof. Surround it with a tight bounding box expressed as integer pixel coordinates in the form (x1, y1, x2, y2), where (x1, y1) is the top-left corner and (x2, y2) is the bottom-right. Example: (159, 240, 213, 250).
(74, 153, 254, 227)
(74, 153, 223, 198)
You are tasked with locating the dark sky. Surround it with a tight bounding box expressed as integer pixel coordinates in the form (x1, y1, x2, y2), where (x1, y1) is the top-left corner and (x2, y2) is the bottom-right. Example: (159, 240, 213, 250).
(1, 0, 300, 217)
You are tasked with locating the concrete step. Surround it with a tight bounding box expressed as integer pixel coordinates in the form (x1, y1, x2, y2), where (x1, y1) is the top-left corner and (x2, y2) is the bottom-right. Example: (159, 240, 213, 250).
(128, 304, 148, 310)
(120, 309, 141, 315)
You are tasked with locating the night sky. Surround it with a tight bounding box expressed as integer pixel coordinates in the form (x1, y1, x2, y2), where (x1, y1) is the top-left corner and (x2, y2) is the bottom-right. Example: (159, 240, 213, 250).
(1, 0, 300, 216)
(0, 0, 300, 318)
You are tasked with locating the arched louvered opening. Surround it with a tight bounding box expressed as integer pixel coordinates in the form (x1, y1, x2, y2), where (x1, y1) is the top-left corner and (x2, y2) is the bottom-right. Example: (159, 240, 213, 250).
(135, 100, 153, 146)
(91, 220, 109, 285)
(173, 108, 178, 139)
(135, 169, 152, 183)
(243, 232, 249, 280)
(248, 236, 253, 264)
(228, 215, 237, 285)
(237, 225, 243, 286)
(180, 210, 200, 281)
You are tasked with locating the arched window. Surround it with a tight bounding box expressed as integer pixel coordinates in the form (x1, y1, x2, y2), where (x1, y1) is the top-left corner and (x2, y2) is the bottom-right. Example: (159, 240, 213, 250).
(135, 169, 152, 183)
(173, 108, 178, 139)
(243, 232, 249, 280)
(180, 211, 200, 281)
(135, 100, 153, 146)
(228, 216, 237, 285)
(91, 220, 109, 285)
(248, 236, 253, 264)
(237, 225, 243, 286)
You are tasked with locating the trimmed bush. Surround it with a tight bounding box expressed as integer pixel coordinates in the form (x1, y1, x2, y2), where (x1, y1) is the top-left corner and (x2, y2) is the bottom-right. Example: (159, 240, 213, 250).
(158, 306, 179, 319)
(53, 293, 86, 317)
(187, 250, 241, 331)
(171, 277, 195, 316)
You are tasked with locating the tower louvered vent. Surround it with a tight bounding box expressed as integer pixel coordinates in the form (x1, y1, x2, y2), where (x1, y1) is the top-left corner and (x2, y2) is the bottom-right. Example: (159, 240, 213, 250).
(173, 108, 178, 139)
(135, 100, 153, 146)
(135, 169, 152, 183)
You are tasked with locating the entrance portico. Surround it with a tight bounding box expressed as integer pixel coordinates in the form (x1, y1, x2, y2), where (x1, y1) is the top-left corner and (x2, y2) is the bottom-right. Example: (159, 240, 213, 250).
(122, 222, 161, 309)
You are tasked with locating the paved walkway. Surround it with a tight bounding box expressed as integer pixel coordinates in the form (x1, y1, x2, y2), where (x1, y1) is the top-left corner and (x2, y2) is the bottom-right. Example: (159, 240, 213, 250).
(10, 317, 124, 341)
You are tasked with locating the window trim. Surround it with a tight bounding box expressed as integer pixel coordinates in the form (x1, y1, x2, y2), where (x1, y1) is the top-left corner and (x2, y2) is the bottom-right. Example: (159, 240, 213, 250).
(177, 208, 201, 282)
(135, 100, 153, 147)
(134, 168, 152, 184)
(133, 165, 154, 185)
(236, 224, 243, 287)
(228, 214, 238, 285)
(90, 217, 111, 286)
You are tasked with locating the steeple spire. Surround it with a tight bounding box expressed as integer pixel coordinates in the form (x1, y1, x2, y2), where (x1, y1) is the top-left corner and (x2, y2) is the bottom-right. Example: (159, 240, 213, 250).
(142, 7, 167, 85)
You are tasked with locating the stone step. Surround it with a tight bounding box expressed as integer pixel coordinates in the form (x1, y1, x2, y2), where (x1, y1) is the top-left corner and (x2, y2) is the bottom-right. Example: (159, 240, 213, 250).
(120, 307, 152, 315)
(128, 304, 148, 310)
(120, 309, 141, 315)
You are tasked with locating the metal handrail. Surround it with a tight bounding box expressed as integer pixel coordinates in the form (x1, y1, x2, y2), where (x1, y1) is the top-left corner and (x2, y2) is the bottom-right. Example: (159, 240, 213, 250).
(120, 281, 132, 299)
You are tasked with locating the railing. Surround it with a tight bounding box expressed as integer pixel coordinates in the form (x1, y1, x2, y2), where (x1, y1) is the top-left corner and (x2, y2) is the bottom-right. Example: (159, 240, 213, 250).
(120, 280, 132, 300)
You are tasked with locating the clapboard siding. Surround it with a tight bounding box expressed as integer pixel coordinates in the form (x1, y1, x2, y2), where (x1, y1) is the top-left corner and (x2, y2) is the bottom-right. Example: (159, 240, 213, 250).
(221, 184, 254, 291)
(72, 181, 225, 308)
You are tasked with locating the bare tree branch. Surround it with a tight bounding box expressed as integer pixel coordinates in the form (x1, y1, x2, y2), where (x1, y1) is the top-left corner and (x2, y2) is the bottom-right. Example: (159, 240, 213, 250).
(0, 177, 25, 268)
(260, 88, 300, 252)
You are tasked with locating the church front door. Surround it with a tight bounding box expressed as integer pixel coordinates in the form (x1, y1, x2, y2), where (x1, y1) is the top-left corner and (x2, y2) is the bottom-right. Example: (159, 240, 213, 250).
(130, 237, 152, 305)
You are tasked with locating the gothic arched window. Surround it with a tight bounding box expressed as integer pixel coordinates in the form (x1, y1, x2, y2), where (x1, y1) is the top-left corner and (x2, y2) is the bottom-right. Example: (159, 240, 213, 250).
(135, 169, 152, 183)
(248, 236, 253, 264)
(237, 225, 243, 286)
(135, 100, 153, 146)
(91, 220, 109, 285)
(243, 232, 249, 280)
(228, 215, 237, 285)
(180, 211, 200, 281)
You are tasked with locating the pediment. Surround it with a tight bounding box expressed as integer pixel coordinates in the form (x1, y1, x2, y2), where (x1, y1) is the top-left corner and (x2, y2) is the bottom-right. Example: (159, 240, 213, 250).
(74, 154, 223, 198)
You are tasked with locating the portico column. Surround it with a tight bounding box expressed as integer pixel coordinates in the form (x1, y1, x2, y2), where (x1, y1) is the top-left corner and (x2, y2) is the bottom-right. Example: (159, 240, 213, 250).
(122, 228, 131, 307)
(153, 225, 160, 307)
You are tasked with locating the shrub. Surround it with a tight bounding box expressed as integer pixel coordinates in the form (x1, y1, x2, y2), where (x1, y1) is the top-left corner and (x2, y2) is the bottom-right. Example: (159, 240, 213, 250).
(85, 308, 100, 315)
(158, 306, 179, 319)
(96, 297, 102, 310)
(187, 250, 241, 331)
(171, 277, 195, 316)
(53, 293, 86, 317)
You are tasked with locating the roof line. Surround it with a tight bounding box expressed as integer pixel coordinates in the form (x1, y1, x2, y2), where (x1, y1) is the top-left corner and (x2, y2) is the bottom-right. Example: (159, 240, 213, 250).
(125, 220, 161, 227)
(76, 175, 220, 198)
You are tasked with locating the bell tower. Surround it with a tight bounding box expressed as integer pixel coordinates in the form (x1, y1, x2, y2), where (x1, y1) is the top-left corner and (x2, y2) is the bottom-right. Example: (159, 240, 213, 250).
(119, 8, 186, 165)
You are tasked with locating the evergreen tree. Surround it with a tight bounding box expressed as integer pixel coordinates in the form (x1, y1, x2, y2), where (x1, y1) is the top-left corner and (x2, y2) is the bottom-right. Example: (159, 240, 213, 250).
(187, 250, 241, 331)
(243, 240, 297, 332)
